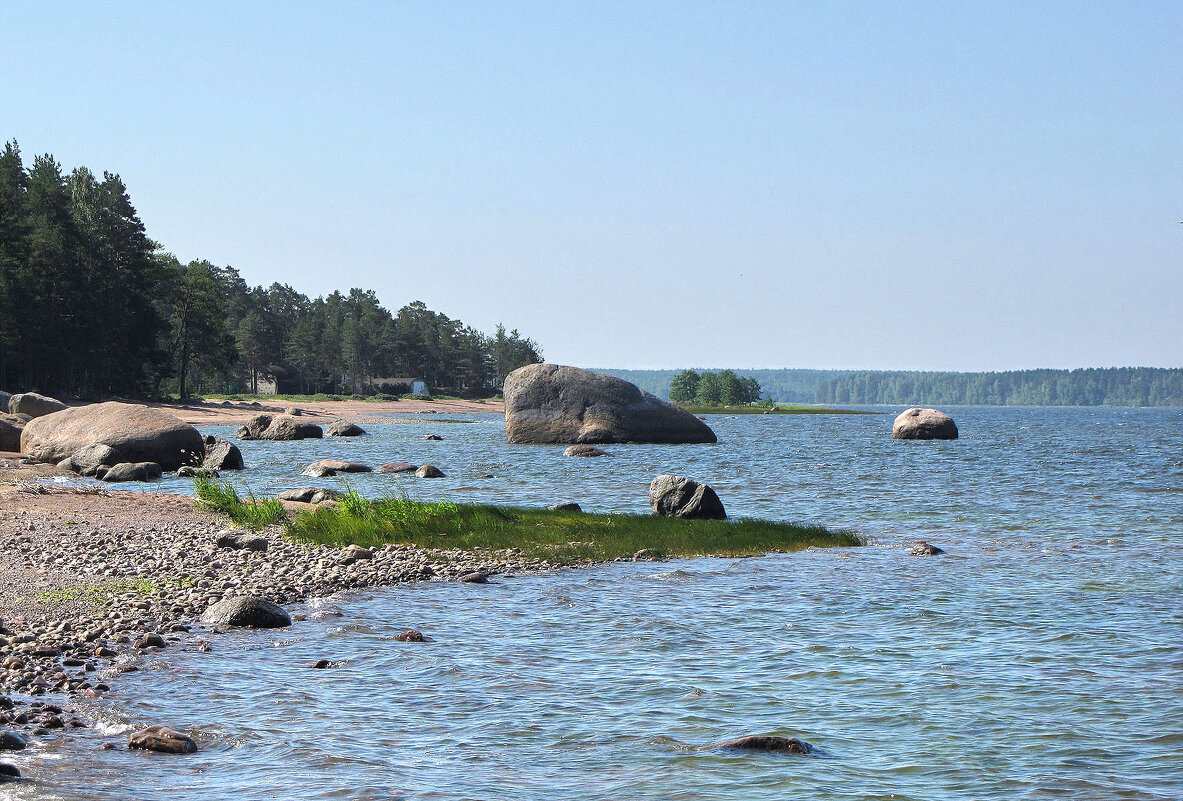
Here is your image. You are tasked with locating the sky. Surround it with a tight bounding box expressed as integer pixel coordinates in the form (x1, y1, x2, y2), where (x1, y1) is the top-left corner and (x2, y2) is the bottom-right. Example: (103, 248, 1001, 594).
(3, 1, 1180, 371)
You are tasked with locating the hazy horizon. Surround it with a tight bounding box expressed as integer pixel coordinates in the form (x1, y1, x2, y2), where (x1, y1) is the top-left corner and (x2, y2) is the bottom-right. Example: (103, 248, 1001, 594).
(5, 2, 1180, 372)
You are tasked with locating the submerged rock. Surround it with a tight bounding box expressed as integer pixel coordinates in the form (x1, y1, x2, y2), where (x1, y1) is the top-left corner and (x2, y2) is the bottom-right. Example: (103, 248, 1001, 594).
(415, 464, 445, 478)
(376, 461, 417, 474)
(128, 725, 198, 754)
(302, 459, 372, 477)
(699, 735, 813, 755)
(503, 364, 717, 445)
(907, 541, 945, 556)
(564, 445, 608, 457)
(892, 408, 958, 440)
(649, 475, 726, 519)
(394, 629, 430, 642)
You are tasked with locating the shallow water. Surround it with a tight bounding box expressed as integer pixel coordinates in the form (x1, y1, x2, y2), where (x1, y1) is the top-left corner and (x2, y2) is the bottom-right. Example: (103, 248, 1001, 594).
(7, 407, 1182, 800)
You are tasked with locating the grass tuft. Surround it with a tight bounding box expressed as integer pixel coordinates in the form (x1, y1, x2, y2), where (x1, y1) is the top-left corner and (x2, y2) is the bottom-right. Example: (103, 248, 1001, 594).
(193, 475, 286, 530)
(285, 494, 862, 564)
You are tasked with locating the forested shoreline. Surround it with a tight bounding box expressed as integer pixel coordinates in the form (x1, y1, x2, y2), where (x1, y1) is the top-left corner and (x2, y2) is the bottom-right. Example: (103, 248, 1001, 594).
(602, 367, 1183, 407)
(0, 141, 542, 400)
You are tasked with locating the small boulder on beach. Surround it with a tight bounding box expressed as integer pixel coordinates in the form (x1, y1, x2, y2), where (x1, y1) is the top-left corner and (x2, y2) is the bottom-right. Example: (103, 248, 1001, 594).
(201, 596, 291, 628)
(277, 487, 341, 504)
(216, 531, 269, 552)
(649, 474, 726, 519)
(548, 502, 582, 512)
(128, 725, 198, 755)
(892, 408, 958, 440)
(20, 402, 205, 470)
(99, 461, 163, 483)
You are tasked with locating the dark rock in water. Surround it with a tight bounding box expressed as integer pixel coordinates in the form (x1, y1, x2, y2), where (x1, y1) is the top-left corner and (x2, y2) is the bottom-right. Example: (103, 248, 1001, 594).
(216, 531, 269, 552)
(504, 363, 717, 444)
(0, 762, 20, 780)
(201, 596, 291, 628)
(136, 633, 166, 649)
(649, 474, 726, 519)
(307, 659, 333, 669)
(20, 401, 204, 470)
(99, 461, 163, 482)
(9, 391, 67, 418)
(127, 725, 198, 754)
(548, 502, 582, 512)
(277, 487, 341, 504)
(700, 735, 813, 755)
(459, 571, 490, 583)
(0, 731, 27, 751)
(423, 434, 443, 441)
(564, 445, 608, 457)
(907, 541, 945, 556)
(395, 629, 429, 642)
(376, 461, 417, 474)
(892, 407, 958, 440)
(326, 419, 366, 437)
(202, 434, 244, 470)
(237, 414, 323, 441)
(415, 464, 445, 478)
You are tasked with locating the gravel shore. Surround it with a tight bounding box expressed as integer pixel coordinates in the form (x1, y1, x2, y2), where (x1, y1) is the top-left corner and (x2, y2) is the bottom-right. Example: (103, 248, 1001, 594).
(0, 479, 554, 748)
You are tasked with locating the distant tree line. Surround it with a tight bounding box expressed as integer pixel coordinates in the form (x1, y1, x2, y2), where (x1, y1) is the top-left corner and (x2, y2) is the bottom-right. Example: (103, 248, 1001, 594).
(668, 370, 763, 406)
(815, 368, 1183, 407)
(0, 141, 542, 399)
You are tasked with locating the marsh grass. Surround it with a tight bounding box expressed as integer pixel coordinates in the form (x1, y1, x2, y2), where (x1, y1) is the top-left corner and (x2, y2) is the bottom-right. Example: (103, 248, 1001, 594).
(286, 490, 862, 564)
(193, 475, 286, 530)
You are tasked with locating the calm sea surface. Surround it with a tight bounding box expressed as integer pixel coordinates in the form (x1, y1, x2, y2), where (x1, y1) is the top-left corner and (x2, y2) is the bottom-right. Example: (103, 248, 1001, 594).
(7, 407, 1182, 801)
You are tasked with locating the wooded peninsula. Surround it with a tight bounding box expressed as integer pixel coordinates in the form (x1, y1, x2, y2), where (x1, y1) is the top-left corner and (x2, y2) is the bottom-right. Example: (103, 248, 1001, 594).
(0, 141, 542, 401)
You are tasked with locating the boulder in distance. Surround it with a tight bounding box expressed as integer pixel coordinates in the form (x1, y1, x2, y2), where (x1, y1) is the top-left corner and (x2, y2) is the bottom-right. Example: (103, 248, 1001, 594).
(9, 392, 67, 418)
(503, 364, 716, 444)
(892, 408, 959, 440)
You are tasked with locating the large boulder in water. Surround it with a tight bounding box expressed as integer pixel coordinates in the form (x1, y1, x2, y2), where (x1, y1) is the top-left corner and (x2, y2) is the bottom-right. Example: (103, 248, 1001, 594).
(20, 402, 205, 471)
(202, 435, 244, 470)
(503, 364, 717, 444)
(9, 392, 67, 418)
(649, 474, 726, 519)
(892, 408, 958, 440)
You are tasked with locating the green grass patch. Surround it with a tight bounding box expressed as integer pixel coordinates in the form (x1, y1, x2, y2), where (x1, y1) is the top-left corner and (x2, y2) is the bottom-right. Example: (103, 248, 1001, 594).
(680, 404, 876, 415)
(285, 490, 862, 564)
(193, 475, 286, 530)
(36, 576, 192, 606)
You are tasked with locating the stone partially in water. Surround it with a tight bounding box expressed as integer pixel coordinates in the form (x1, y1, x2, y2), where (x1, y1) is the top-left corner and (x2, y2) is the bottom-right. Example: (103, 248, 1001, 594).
(0, 731, 27, 751)
(376, 461, 417, 474)
(0, 762, 20, 780)
(564, 445, 608, 457)
(907, 541, 945, 556)
(700, 735, 813, 755)
(415, 464, 445, 478)
(128, 725, 198, 754)
(326, 419, 366, 437)
(201, 596, 291, 628)
(892, 408, 958, 440)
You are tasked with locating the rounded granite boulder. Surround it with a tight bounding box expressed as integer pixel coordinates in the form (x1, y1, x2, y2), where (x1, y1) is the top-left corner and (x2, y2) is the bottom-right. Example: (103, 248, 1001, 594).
(201, 596, 291, 628)
(20, 402, 204, 471)
(892, 408, 958, 440)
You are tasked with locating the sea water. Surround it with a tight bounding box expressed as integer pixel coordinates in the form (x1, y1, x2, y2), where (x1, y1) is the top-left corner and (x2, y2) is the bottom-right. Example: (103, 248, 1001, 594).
(5, 407, 1181, 800)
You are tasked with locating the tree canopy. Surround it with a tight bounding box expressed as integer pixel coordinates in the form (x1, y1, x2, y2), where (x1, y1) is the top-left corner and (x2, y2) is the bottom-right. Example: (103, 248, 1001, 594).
(0, 140, 542, 399)
(669, 369, 762, 406)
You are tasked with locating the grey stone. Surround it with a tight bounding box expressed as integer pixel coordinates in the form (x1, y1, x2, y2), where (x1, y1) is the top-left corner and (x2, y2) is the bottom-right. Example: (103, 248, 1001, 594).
(201, 596, 291, 628)
(504, 364, 717, 444)
(20, 402, 204, 471)
(178, 466, 219, 478)
(277, 487, 341, 505)
(564, 445, 608, 457)
(415, 464, 445, 478)
(649, 474, 726, 519)
(326, 419, 366, 437)
(8, 392, 67, 418)
(547, 502, 582, 512)
(201, 435, 244, 470)
(100, 462, 163, 482)
(236, 414, 323, 441)
(216, 531, 269, 552)
(376, 462, 417, 474)
(892, 408, 958, 440)
(57, 443, 123, 474)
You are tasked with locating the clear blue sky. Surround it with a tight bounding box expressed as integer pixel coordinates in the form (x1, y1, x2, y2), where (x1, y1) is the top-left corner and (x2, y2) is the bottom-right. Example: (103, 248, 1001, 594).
(4, 1, 1180, 370)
